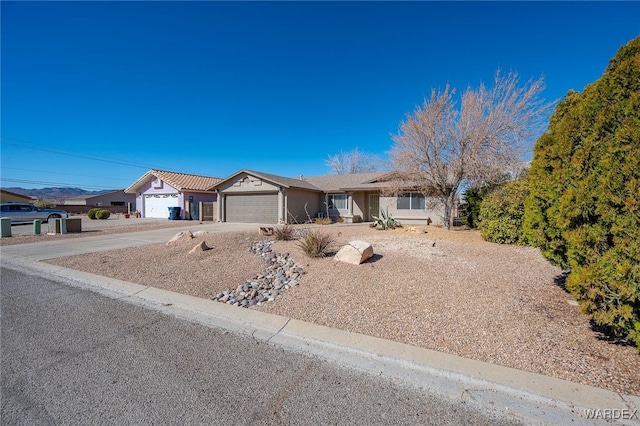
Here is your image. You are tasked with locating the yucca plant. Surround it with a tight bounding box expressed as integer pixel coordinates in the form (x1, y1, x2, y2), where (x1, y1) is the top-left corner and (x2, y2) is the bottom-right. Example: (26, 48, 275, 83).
(371, 207, 400, 230)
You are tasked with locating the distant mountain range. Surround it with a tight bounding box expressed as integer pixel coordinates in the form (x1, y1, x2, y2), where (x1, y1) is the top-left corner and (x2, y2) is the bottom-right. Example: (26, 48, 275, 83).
(3, 187, 109, 203)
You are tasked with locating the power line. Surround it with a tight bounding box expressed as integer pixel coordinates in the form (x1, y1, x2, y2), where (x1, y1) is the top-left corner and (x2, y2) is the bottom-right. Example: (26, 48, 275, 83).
(0, 177, 125, 190)
(0, 136, 156, 170)
(0, 167, 133, 182)
(1, 135, 208, 177)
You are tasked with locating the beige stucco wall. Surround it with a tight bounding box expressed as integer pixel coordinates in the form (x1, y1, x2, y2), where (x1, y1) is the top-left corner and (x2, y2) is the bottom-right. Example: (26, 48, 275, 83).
(218, 173, 280, 193)
(0, 191, 32, 203)
(285, 188, 322, 224)
(86, 191, 137, 207)
(351, 191, 367, 221)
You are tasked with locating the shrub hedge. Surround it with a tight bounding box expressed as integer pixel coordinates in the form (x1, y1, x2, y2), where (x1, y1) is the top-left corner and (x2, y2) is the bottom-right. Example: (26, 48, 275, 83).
(525, 37, 640, 348)
(479, 177, 530, 245)
(87, 208, 101, 220)
(95, 209, 111, 220)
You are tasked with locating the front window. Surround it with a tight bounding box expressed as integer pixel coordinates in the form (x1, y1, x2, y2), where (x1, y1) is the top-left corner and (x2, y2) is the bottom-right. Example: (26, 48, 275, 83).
(397, 192, 425, 210)
(328, 194, 348, 210)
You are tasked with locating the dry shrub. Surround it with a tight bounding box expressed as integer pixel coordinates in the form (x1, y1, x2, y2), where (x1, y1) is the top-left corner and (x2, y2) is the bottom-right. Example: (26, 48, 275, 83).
(297, 229, 335, 258)
(273, 225, 298, 241)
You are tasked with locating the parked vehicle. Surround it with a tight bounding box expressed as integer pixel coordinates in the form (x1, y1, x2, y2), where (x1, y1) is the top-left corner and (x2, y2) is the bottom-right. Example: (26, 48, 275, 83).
(0, 203, 68, 224)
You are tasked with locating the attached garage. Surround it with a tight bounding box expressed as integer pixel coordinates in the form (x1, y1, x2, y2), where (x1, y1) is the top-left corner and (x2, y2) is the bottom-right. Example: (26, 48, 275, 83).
(211, 170, 324, 224)
(225, 193, 278, 223)
(144, 194, 179, 218)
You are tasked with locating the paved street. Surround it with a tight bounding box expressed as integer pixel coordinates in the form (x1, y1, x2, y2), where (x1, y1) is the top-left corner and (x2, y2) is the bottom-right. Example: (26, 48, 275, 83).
(1, 267, 515, 425)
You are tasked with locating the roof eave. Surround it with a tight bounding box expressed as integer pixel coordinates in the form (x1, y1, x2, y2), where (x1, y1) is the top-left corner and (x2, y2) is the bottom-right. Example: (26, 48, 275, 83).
(207, 169, 294, 191)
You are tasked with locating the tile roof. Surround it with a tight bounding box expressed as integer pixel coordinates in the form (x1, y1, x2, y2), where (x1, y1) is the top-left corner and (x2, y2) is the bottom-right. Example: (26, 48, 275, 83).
(126, 169, 222, 193)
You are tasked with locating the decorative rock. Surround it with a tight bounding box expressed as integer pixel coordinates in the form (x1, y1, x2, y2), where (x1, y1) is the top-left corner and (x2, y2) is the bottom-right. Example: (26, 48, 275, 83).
(166, 230, 194, 246)
(212, 239, 305, 309)
(189, 240, 210, 253)
(192, 230, 209, 238)
(334, 240, 374, 265)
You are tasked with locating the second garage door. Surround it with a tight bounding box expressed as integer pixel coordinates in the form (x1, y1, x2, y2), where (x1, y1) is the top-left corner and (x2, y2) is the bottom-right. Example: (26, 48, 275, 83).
(144, 194, 179, 218)
(225, 193, 278, 223)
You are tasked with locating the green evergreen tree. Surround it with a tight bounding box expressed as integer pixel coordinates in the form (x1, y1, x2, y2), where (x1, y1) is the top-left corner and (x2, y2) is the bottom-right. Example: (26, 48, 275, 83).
(525, 37, 640, 348)
(461, 187, 486, 229)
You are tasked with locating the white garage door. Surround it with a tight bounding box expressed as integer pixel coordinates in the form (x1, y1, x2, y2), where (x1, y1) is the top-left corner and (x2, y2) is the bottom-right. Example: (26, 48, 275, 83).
(226, 194, 278, 223)
(144, 194, 179, 218)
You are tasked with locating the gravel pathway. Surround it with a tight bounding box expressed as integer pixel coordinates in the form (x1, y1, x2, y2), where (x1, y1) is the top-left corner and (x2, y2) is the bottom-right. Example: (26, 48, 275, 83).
(42, 223, 640, 396)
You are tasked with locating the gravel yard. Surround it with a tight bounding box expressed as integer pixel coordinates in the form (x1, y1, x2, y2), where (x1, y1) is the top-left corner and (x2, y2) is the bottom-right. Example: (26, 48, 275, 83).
(42, 223, 640, 396)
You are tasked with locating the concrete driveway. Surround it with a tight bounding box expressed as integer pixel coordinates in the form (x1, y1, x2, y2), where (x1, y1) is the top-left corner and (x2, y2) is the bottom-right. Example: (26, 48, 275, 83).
(1, 221, 260, 260)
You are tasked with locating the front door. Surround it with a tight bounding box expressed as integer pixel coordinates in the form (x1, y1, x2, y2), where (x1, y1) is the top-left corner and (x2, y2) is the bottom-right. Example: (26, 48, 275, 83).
(368, 193, 380, 221)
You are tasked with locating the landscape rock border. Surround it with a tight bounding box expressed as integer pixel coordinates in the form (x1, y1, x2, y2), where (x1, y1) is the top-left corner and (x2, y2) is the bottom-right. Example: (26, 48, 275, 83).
(210, 240, 304, 308)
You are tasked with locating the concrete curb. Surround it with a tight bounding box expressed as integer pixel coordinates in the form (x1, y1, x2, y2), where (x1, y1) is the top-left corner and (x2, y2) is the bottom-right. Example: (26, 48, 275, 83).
(3, 253, 639, 425)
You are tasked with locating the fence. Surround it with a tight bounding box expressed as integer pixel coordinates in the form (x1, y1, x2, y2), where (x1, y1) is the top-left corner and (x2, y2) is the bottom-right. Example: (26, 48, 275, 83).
(57, 205, 130, 215)
(200, 202, 216, 221)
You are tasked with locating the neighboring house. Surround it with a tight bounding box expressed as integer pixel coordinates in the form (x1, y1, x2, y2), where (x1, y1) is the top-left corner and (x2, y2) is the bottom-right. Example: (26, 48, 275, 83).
(125, 170, 221, 220)
(63, 190, 137, 210)
(0, 189, 34, 204)
(208, 170, 447, 226)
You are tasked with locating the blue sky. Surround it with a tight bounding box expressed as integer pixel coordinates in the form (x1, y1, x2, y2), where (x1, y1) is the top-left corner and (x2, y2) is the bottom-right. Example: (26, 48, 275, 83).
(2, 2, 639, 191)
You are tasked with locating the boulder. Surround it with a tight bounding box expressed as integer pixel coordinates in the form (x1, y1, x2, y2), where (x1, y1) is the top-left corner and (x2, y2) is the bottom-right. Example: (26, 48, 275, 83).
(166, 230, 193, 246)
(192, 230, 209, 238)
(334, 240, 373, 265)
(189, 240, 210, 253)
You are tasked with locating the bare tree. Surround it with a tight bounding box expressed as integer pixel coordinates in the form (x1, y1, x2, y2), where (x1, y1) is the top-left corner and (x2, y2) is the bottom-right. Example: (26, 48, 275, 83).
(325, 147, 382, 174)
(390, 70, 550, 229)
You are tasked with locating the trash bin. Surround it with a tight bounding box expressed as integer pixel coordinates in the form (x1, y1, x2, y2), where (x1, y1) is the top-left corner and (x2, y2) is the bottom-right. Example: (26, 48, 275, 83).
(1, 217, 11, 238)
(50, 218, 67, 234)
(33, 219, 41, 235)
(168, 206, 181, 220)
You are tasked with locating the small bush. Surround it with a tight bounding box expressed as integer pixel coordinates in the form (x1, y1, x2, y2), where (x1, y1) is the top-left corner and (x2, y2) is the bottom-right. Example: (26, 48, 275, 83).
(87, 208, 101, 219)
(297, 229, 335, 258)
(314, 217, 332, 225)
(274, 225, 298, 241)
(479, 177, 529, 245)
(96, 209, 111, 220)
(34, 198, 56, 209)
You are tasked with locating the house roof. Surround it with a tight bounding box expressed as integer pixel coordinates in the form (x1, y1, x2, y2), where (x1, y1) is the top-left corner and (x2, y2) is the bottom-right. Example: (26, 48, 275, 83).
(208, 170, 322, 192)
(0, 189, 34, 201)
(125, 169, 222, 193)
(209, 170, 395, 193)
(64, 189, 129, 202)
(304, 172, 385, 192)
(129, 167, 428, 196)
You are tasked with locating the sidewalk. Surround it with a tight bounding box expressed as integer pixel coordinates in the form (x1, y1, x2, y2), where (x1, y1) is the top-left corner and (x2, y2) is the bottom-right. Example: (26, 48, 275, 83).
(2, 224, 639, 425)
